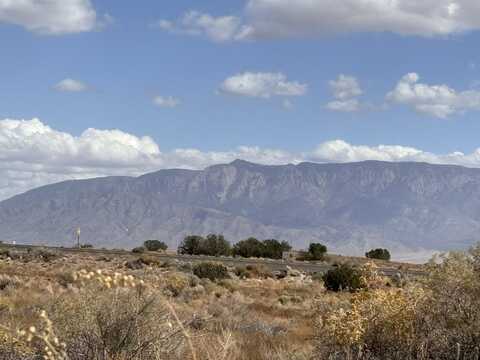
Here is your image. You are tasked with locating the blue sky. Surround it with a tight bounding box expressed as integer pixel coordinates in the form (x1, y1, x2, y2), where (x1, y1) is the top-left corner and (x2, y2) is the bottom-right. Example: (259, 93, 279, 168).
(2, 0, 480, 199)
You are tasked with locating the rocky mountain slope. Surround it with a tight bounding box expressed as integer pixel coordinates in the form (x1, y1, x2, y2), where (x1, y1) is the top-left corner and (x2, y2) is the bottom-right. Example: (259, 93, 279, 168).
(2, 160, 480, 261)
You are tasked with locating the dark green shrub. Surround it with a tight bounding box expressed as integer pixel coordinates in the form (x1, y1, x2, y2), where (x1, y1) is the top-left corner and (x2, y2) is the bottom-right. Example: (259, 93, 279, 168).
(202, 234, 231, 256)
(80, 243, 93, 249)
(262, 239, 291, 259)
(132, 247, 145, 254)
(178, 235, 204, 255)
(233, 238, 291, 259)
(323, 264, 364, 292)
(308, 243, 327, 260)
(192, 262, 230, 281)
(365, 248, 391, 261)
(143, 240, 168, 252)
(233, 238, 264, 258)
(178, 235, 231, 256)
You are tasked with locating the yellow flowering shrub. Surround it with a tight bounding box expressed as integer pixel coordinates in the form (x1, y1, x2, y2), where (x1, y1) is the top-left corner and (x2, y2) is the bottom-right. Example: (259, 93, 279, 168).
(316, 246, 480, 359)
(164, 272, 190, 296)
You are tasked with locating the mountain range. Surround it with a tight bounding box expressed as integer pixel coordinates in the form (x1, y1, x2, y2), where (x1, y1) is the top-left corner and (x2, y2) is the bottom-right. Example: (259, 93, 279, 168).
(2, 159, 480, 262)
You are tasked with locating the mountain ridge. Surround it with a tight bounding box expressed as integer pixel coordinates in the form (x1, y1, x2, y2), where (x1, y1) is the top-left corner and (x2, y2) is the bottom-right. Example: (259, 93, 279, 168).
(2, 159, 480, 261)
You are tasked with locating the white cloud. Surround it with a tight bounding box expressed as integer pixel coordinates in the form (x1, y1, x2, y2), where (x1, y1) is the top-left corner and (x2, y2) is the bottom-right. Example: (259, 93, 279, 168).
(387, 73, 480, 118)
(153, 96, 181, 108)
(309, 139, 480, 169)
(326, 74, 364, 112)
(54, 79, 88, 92)
(242, 0, 480, 39)
(0, 0, 108, 35)
(329, 74, 363, 100)
(6, 119, 480, 201)
(310, 140, 425, 163)
(153, 10, 251, 43)
(0, 118, 299, 200)
(326, 99, 361, 112)
(159, 1, 480, 43)
(0, 118, 161, 200)
(220, 72, 307, 98)
(0, 119, 161, 167)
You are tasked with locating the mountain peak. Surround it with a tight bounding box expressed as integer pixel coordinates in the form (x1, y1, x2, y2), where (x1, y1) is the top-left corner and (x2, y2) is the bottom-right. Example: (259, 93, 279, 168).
(229, 159, 257, 167)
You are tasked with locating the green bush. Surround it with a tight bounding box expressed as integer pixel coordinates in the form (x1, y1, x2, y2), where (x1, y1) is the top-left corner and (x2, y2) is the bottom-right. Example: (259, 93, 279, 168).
(232, 238, 264, 258)
(323, 264, 364, 292)
(232, 238, 291, 259)
(143, 240, 168, 252)
(178, 235, 291, 259)
(308, 243, 327, 260)
(192, 262, 230, 281)
(178, 234, 231, 256)
(365, 248, 391, 261)
(262, 239, 292, 259)
(80, 243, 93, 249)
(202, 234, 231, 257)
(178, 235, 204, 255)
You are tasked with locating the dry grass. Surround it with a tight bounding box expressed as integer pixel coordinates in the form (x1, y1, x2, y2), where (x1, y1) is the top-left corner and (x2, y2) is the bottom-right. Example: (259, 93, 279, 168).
(1, 247, 479, 360)
(0, 250, 319, 359)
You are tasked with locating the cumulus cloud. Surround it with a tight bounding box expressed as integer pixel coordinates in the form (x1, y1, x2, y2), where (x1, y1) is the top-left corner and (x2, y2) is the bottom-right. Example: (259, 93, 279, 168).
(242, 0, 480, 39)
(387, 73, 480, 118)
(0, 118, 298, 200)
(0, 119, 161, 168)
(153, 96, 181, 108)
(152, 10, 251, 43)
(309, 139, 480, 168)
(326, 74, 365, 112)
(54, 79, 88, 92)
(161, 1, 480, 42)
(0, 0, 109, 35)
(5, 118, 480, 201)
(310, 140, 426, 163)
(220, 72, 307, 98)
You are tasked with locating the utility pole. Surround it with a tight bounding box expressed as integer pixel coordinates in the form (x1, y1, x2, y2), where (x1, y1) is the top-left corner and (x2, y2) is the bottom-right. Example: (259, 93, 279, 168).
(75, 227, 81, 248)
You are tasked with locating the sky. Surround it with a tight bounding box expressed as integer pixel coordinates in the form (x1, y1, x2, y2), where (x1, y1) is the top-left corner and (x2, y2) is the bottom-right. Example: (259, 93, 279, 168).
(2, 0, 480, 200)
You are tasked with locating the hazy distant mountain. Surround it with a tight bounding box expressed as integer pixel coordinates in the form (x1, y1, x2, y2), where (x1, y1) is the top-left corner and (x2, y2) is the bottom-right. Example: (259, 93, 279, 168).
(1, 159, 480, 261)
